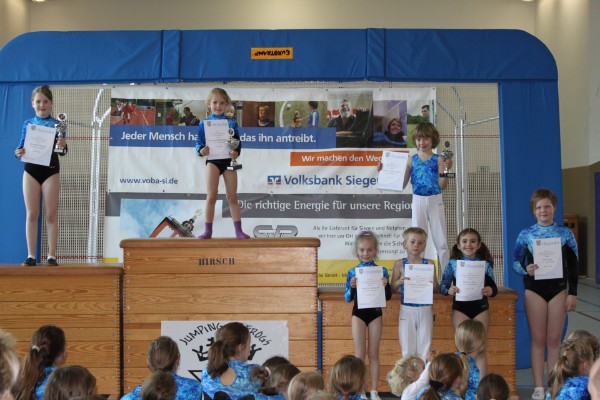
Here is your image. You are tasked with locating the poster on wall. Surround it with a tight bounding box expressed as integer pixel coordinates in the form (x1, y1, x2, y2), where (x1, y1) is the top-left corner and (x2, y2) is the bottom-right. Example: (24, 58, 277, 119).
(104, 86, 436, 284)
(161, 320, 289, 382)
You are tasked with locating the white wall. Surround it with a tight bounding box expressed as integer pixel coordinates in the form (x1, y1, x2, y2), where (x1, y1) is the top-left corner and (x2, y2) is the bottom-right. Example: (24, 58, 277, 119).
(0, 0, 28, 47)
(536, 0, 590, 169)
(24, 0, 535, 31)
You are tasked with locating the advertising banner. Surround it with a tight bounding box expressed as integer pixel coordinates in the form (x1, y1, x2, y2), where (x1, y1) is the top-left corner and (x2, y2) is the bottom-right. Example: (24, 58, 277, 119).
(105, 86, 436, 283)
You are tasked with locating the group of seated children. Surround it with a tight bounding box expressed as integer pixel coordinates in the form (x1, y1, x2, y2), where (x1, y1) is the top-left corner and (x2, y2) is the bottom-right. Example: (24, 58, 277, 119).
(2, 320, 598, 400)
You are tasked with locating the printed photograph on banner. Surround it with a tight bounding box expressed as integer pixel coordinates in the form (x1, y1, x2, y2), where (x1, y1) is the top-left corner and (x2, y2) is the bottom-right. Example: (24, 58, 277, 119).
(175, 100, 204, 126)
(110, 98, 155, 126)
(371, 100, 408, 148)
(327, 90, 373, 148)
(120, 198, 208, 239)
(161, 320, 289, 382)
(407, 100, 435, 147)
(242, 101, 276, 127)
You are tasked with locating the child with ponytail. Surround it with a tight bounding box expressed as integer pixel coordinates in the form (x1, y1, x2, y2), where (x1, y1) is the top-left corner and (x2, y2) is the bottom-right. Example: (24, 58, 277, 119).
(546, 338, 594, 400)
(201, 322, 260, 400)
(12, 325, 66, 400)
(415, 353, 463, 400)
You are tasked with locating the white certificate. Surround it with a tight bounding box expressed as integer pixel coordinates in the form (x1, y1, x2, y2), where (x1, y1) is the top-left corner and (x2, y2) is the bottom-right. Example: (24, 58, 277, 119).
(404, 263, 434, 305)
(204, 119, 231, 160)
(455, 260, 485, 302)
(376, 150, 408, 191)
(533, 237, 563, 280)
(356, 266, 386, 309)
(21, 124, 56, 166)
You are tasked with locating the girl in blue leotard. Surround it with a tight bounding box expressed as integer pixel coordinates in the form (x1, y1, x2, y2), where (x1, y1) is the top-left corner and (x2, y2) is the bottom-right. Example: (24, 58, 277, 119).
(12, 325, 66, 400)
(546, 338, 593, 400)
(201, 322, 260, 400)
(512, 188, 579, 400)
(415, 353, 463, 400)
(196, 88, 249, 239)
(15, 85, 68, 266)
(121, 336, 201, 400)
(440, 228, 497, 378)
(344, 231, 391, 400)
(454, 320, 487, 400)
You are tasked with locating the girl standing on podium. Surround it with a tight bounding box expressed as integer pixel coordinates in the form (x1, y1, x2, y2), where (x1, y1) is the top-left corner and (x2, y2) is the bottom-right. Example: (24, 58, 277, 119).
(512, 188, 579, 400)
(196, 88, 249, 239)
(344, 231, 392, 400)
(14, 85, 68, 266)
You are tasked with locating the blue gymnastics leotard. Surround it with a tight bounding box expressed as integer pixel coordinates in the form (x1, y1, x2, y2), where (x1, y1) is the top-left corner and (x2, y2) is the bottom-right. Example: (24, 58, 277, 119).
(17, 115, 65, 185)
(512, 223, 578, 301)
(440, 257, 498, 319)
(345, 261, 392, 325)
(120, 373, 202, 400)
(545, 375, 590, 400)
(201, 360, 260, 400)
(410, 154, 441, 196)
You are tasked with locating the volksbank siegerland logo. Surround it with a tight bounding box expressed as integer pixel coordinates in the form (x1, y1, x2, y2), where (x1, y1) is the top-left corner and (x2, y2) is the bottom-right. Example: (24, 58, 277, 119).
(267, 175, 282, 185)
(266, 174, 377, 187)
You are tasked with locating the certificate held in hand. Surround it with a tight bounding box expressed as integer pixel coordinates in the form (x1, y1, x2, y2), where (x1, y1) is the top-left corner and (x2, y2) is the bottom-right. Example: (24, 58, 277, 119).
(376, 150, 408, 191)
(21, 124, 56, 167)
(533, 237, 563, 280)
(455, 260, 485, 302)
(356, 266, 386, 309)
(204, 119, 231, 160)
(404, 264, 435, 305)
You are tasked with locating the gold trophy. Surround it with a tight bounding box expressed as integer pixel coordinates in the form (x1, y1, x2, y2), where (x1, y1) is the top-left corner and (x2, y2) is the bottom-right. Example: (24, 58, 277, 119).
(439, 141, 455, 178)
(226, 128, 242, 170)
(54, 113, 68, 155)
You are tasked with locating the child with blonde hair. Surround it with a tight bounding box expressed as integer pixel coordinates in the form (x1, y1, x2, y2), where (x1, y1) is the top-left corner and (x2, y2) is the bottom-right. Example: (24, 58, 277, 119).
(546, 338, 593, 400)
(0, 329, 20, 400)
(196, 87, 249, 239)
(329, 356, 367, 400)
(345, 231, 392, 400)
(386, 351, 435, 400)
(567, 330, 599, 360)
(391, 227, 437, 360)
(287, 372, 324, 400)
(454, 319, 487, 400)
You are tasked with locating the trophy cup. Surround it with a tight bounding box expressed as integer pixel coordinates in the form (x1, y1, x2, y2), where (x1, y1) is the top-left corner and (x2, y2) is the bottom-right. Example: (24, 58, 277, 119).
(439, 141, 455, 178)
(226, 128, 242, 170)
(54, 113, 68, 155)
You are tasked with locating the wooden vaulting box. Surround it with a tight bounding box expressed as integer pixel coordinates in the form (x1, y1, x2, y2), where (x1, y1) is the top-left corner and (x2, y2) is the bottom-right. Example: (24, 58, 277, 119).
(120, 238, 320, 392)
(0, 266, 122, 398)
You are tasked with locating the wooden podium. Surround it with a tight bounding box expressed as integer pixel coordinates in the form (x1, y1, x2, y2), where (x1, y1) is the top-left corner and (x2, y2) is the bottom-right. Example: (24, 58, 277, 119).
(0, 266, 122, 398)
(320, 288, 518, 394)
(120, 238, 320, 392)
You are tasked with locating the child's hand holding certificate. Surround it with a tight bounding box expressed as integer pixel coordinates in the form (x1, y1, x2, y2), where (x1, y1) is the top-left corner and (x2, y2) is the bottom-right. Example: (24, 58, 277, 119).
(376, 150, 408, 191)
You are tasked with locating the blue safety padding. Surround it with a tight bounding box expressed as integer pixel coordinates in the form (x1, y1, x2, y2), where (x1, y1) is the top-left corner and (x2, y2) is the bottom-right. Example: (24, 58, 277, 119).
(385, 29, 557, 82)
(179, 29, 368, 81)
(499, 80, 563, 368)
(0, 31, 164, 84)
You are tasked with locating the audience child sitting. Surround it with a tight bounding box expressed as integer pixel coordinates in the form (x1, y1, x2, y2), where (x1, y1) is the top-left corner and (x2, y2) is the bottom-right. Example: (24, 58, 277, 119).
(121, 336, 201, 400)
(12, 325, 66, 400)
(42, 365, 97, 400)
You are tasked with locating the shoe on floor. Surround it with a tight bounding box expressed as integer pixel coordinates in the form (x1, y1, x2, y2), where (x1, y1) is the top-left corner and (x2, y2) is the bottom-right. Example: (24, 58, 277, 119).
(531, 387, 545, 400)
(47, 257, 59, 266)
(370, 391, 381, 400)
(22, 257, 36, 267)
